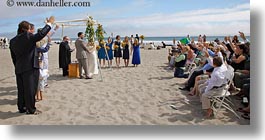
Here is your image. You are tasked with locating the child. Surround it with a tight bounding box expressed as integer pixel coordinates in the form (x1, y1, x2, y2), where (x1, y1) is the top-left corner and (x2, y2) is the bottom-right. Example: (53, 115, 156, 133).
(36, 60, 49, 101)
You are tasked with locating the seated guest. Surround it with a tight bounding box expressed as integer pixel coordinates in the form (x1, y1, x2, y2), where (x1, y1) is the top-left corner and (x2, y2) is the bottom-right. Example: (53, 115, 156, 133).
(168, 49, 178, 68)
(200, 57, 228, 118)
(232, 35, 239, 44)
(234, 58, 250, 89)
(237, 80, 250, 120)
(162, 41, 166, 48)
(179, 46, 221, 91)
(174, 49, 187, 78)
(230, 44, 248, 71)
(183, 46, 195, 65)
(188, 74, 209, 96)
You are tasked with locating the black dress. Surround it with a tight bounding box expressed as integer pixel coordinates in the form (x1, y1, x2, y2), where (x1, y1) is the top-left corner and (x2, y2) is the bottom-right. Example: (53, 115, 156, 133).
(231, 54, 247, 71)
(114, 41, 122, 58)
(123, 43, 129, 59)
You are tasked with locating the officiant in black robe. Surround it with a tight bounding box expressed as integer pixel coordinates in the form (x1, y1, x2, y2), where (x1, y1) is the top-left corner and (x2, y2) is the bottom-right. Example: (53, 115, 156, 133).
(59, 36, 74, 76)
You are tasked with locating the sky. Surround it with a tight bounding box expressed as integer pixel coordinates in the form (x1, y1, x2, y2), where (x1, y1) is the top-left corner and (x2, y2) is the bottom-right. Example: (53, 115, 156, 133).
(0, 0, 250, 39)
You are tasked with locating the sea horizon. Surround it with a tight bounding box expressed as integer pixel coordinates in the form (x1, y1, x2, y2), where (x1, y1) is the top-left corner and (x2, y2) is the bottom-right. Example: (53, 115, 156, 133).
(50, 36, 250, 44)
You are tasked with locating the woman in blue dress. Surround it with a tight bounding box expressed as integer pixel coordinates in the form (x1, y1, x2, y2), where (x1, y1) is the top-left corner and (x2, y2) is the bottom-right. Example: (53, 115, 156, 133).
(131, 38, 141, 67)
(114, 35, 122, 68)
(122, 36, 130, 67)
(106, 37, 114, 67)
(98, 42, 106, 67)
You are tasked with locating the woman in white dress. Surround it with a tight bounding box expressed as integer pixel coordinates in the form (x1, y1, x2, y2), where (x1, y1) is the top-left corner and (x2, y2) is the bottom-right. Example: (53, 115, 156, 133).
(87, 41, 99, 77)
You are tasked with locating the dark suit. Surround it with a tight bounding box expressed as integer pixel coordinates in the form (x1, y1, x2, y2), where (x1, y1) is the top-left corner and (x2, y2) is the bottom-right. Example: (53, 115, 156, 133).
(59, 41, 72, 76)
(10, 25, 51, 114)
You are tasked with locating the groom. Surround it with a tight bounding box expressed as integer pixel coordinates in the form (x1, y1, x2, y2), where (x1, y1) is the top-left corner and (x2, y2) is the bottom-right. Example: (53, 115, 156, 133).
(75, 32, 92, 79)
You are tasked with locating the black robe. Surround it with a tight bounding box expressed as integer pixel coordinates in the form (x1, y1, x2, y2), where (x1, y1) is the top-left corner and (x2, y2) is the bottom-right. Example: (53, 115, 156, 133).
(59, 41, 72, 68)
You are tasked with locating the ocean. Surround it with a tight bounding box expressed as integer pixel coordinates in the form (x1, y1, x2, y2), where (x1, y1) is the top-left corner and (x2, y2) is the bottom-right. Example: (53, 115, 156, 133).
(53, 36, 251, 45)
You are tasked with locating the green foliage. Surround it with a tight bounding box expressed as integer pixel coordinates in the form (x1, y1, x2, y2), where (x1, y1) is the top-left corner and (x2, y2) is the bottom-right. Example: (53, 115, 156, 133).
(95, 24, 106, 44)
(85, 16, 95, 43)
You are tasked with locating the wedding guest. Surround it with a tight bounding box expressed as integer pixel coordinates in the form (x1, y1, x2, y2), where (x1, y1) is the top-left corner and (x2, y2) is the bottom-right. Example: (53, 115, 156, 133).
(202, 35, 207, 43)
(131, 39, 141, 67)
(232, 35, 239, 44)
(198, 35, 203, 43)
(122, 36, 130, 67)
(130, 35, 134, 45)
(35, 28, 54, 101)
(230, 44, 248, 71)
(42, 24, 59, 87)
(135, 34, 140, 42)
(10, 16, 54, 115)
(32, 24, 59, 87)
(106, 37, 114, 67)
(174, 49, 187, 78)
(98, 40, 106, 67)
(114, 35, 122, 68)
(59, 36, 74, 76)
(200, 57, 228, 118)
(183, 46, 194, 65)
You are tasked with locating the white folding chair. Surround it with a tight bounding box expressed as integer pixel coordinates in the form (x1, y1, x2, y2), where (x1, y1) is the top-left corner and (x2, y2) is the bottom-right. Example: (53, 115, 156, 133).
(210, 65, 241, 119)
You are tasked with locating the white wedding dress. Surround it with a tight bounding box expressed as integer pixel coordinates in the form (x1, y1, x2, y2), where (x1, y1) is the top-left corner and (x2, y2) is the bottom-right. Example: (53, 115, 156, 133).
(87, 46, 99, 77)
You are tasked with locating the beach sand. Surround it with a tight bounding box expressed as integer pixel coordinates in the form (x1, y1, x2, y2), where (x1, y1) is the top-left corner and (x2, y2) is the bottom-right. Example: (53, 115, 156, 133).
(0, 44, 250, 125)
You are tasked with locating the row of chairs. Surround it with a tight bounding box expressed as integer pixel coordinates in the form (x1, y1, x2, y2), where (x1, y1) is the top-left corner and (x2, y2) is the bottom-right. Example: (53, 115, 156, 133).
(184, 54, 241, 119)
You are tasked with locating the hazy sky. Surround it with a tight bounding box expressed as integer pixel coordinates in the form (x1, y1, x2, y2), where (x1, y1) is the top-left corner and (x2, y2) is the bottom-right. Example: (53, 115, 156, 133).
(0, 0, 250, 38)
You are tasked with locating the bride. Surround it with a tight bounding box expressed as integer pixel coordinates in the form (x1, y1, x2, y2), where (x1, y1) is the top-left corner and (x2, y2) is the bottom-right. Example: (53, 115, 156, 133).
(87, 41, 99, 78)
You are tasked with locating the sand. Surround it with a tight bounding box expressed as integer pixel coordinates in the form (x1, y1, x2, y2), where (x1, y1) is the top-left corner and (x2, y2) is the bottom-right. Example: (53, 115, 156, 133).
(0, 44, 250, 125)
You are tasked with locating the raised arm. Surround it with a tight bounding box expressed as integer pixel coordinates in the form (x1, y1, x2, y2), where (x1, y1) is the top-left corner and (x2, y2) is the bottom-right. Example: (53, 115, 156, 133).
(30, 16, 55, 43)
(227, 36, 237, 52)
(232, 55, 246, 64)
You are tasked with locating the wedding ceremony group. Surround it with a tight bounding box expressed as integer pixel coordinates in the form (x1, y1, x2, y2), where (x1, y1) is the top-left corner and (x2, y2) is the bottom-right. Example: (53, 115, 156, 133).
(0, 0, 250, 125)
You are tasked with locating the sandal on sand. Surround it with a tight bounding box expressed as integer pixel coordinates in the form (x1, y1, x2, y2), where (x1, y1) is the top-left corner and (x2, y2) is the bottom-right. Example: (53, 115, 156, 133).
(236, 108, 250, 114)
(26, 110, 42, 115)
(241, 113, 250, 120)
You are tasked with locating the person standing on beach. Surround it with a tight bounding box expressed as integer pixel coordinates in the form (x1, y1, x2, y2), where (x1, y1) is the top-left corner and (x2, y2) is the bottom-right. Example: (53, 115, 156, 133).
(3, 38, 6, 49)
(131, 39, 141, 67)
(9, 16, 55, 115)
(30, 24, 59, 87)
(106, 37, 114, 67)
(87, 41, 98, 78)
(98, 42, 107, 67)
(59, 36, 75, 77)
(114, 35, 122, 68)
(75, 32, 91, 79)
(130, 35, 134, 45)
(122, 36, 130, 67)
(135, 34, 140, 42)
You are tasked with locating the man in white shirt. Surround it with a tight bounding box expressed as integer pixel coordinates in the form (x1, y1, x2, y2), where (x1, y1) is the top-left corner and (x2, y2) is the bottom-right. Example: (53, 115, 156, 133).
(200, 56, 228, 118)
